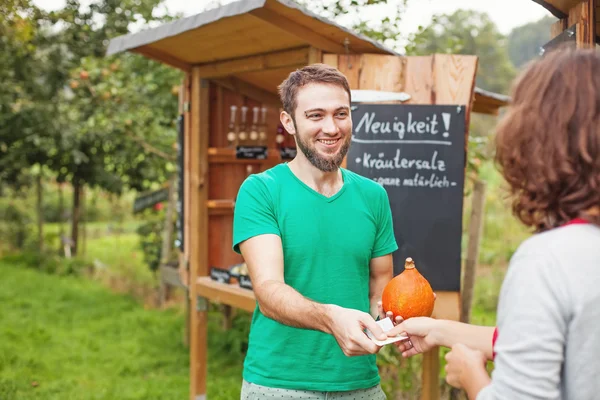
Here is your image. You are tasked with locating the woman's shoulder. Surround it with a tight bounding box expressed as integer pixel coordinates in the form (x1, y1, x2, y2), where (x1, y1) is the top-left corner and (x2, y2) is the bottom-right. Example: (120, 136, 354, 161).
(515, 223, 600, 259)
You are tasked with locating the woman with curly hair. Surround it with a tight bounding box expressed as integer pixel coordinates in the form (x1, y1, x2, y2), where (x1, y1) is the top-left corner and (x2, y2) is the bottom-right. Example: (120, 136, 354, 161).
(385, 47, 600, 399)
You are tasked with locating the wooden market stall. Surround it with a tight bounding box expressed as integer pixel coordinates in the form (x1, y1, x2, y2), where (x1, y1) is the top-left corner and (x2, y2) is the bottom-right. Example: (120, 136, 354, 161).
(530, 0, 597, 44)
(106, 1, 509, 399)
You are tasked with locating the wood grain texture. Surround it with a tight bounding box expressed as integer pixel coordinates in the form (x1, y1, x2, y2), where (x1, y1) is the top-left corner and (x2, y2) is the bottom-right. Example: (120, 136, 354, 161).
(404, 56, 434, 105)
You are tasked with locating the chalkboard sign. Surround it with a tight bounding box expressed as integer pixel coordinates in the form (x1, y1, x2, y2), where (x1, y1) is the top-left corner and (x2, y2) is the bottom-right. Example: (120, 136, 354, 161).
(133, 188, 169, 214)
(176, 114, 185, 252)
(347, 104, 466, 291)
(236, 145, 268, 159)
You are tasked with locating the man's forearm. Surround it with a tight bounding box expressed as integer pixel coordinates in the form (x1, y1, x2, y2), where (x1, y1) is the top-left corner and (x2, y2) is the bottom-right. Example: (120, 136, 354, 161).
(433, 321, 495, 360)
(255, 280, 334, 333)
(369, 266, 392, 318)
(369, 283, 385, 318)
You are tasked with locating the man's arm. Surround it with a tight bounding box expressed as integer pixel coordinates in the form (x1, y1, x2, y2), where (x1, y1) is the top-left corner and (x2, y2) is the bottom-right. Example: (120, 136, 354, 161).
(239, 233, 387, 356)
(369, 254, 393, 318)
(239, 233, 331, 331)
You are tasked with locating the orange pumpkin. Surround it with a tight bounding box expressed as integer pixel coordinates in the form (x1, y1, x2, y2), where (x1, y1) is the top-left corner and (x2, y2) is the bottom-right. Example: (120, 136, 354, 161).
(382, 257, 435, 320)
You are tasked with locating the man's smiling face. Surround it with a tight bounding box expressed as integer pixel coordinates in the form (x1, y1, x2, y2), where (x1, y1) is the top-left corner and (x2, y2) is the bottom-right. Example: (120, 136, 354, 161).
(287, 82, 352, 172)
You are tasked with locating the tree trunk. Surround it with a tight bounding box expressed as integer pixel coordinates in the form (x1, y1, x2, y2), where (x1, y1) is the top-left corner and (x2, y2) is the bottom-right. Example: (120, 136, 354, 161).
(37, 174, 44, 252)
(81, 186, 86, 256)
(58, 183, 64, 253)
(71, 182, 81, 256)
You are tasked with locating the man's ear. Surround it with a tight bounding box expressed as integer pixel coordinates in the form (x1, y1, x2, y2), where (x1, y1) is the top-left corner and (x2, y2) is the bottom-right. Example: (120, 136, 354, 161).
(280, 110, 296, 135)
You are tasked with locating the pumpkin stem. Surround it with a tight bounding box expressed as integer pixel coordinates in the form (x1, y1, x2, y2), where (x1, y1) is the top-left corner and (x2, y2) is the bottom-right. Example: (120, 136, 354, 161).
(404, 257, 415, 270)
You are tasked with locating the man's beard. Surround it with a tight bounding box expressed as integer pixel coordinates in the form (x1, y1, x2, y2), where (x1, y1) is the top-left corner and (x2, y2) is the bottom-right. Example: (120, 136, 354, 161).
(294, 130, 351, 172)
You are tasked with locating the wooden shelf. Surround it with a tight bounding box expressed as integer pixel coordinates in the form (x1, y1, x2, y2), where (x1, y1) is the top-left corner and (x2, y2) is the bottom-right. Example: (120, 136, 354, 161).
(208, 147, 281, 164)
(196, 276, 256, 313)
(207, 199, 235, 216)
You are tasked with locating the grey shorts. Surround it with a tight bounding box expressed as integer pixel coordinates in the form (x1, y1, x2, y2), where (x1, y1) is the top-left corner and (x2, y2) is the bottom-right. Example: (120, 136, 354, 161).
(240, 379, 387, 399)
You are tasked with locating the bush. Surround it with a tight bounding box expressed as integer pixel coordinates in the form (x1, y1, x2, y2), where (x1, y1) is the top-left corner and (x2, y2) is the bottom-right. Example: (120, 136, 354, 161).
(135, 206, 177, 274)
(0, 199, 35, 251)
(0, 252, 90, 277)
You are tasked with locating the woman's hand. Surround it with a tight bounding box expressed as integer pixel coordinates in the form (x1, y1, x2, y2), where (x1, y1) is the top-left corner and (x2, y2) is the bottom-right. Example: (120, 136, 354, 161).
(445, 343, 489, 395)
(385, 317, 440, 357)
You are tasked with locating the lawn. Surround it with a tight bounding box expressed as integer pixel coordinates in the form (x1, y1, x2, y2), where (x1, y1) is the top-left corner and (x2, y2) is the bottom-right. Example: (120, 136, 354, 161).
(0, 261, 246, 400)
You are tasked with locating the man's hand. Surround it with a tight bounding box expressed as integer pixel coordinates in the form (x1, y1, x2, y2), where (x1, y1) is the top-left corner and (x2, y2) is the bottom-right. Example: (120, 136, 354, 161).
(445, 343, 488, 390)
(327, 305, 387, 356)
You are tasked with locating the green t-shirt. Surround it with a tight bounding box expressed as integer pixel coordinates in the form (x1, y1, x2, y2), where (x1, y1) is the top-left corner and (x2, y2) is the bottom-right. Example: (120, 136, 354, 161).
(232, 163, 398, 391)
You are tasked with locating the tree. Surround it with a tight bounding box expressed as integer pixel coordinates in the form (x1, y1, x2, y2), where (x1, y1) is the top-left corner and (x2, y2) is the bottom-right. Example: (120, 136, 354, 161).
(507, 16, 554, 69)
(406, 10, 516, 94)
(42, 0, 180, 252)
(295, 0, 409, 51)
(403, 10, 517, 180)
(1, 0, 182, 255)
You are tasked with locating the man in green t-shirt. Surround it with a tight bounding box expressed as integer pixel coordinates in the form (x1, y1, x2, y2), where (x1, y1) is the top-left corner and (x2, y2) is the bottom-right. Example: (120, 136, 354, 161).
(233, 63, 398, 399)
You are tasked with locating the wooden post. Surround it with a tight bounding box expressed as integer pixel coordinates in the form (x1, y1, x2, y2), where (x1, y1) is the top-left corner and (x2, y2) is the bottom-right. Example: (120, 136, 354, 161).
(308, 46, 322, 65)
(182, 74, 192, 348)
(461, 180, 486, 324)
(422, 349, 440, 400)
(159, 174, 177, 306)
(189, 68, 210, 400)
(567, 0, 595, 47)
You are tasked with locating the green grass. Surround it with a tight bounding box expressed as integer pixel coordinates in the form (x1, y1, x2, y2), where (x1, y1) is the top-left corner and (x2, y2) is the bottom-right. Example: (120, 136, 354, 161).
(81, 233, 157, 289)
(0, 261, 247, 400)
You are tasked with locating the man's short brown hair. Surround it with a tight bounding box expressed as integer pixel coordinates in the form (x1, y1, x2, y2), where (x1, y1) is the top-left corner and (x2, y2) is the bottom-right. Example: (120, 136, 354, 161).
(278, 64, 352, 119)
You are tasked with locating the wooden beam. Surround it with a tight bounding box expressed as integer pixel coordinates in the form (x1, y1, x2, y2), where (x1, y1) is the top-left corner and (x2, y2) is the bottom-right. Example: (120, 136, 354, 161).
(196, 277, 256, 313)
(471, 102, 500, 116)
(537, 0, 589, 16)
(551, 18, 568, 38)
(189, 68, 210, 400)
(133, 45, 191, 73)
(197, 47, 309, 78)
(308, 47, 323, 64)
(249, 8, 347, 53)
(322, 53, 339, 69)
(210, 77, 281, 106)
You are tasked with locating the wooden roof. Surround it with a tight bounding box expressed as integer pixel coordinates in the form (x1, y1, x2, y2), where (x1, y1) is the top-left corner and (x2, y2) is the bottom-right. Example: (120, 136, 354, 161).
(531, 0, 582, 16)
(530, 0, 599, 46)
(106, 0, 393, 69)
(106, 0, 509, 114)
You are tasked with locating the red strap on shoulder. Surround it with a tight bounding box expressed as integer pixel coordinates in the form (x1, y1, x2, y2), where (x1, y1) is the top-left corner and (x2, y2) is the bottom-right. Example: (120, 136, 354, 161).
(492, 326, 499, 360)
(562, 218, 589, 226)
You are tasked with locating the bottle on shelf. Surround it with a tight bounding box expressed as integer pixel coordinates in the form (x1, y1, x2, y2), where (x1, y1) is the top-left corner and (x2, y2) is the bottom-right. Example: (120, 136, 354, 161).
(238, 106, 249, 146)
(259, 106, 268, 147)
(227, 105, 238, 148)
(250, 106, 259, 143)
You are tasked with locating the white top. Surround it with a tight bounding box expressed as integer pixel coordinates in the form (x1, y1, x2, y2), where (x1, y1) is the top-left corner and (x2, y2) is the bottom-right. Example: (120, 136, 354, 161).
(478, 223, 600, 400)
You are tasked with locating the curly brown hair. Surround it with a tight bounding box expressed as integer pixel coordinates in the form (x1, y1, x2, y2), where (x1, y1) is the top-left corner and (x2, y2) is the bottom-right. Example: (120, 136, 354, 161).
(495, 47, 600, 232)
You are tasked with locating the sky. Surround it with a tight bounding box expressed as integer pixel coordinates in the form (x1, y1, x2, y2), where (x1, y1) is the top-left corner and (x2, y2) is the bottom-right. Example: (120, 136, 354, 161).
(32, 0, 555, 36)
